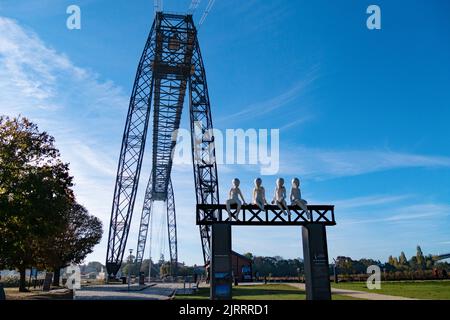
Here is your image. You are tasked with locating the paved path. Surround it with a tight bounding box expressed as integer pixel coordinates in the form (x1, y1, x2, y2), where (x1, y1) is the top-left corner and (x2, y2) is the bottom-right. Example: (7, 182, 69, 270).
(74, 283, 185, 300)
(80, 281, 415, 300)
(286, 283, 417, 300)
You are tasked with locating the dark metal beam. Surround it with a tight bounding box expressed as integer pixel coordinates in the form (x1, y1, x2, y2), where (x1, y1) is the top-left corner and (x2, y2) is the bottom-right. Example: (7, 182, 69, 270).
(106, 20, 157, 278)
(135, 175, 154, 267)
(196, 205, 336, 226)
(167, 179, 178, 274)
(108, 12, 219, 278)
(189, 36, 221, 264)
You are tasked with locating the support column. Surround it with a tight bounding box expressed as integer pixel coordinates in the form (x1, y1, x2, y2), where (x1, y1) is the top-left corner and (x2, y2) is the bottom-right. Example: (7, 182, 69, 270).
(210, 224, 232, 300)
(302, 224, 332, 300)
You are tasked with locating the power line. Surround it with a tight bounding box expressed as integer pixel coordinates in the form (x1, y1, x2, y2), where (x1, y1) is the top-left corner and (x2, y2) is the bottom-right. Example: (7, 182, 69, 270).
(199, 0, 216, 26)
(158, 204, 166, 260)
(147, 203, 154, 280)
(188, 0, 202, 14)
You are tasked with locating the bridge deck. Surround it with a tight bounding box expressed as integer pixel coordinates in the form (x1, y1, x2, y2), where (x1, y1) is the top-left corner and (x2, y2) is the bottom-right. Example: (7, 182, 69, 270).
(196, 204, 335, 226)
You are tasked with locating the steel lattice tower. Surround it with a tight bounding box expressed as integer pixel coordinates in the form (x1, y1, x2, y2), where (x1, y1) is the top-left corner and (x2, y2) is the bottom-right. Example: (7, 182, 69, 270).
(106, 12, 220, 278)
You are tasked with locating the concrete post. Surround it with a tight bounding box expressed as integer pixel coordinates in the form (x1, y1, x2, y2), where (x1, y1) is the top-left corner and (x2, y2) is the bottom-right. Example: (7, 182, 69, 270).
(302, 224, 332, 300)
(210, 224, 232, 300)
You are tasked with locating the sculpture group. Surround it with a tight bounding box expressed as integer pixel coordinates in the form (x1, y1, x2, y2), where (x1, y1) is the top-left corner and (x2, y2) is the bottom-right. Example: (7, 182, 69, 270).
(226, 178, 310, 220)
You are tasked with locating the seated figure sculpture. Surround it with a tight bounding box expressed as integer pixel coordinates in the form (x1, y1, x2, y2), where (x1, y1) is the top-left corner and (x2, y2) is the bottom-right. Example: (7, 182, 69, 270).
(271, 178, 290, 217)
(226, 178, 247, 221)
(290, 178, 311, 220)
(252, 178, 267, 211)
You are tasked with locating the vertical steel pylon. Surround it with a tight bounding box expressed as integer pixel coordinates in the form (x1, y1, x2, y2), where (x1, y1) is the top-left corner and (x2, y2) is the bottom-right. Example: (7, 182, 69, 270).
(105, 20, 156, 277)
(188, 37, 220, 264)
(166, 179, 178, 273)
(106, 12, 220, 278)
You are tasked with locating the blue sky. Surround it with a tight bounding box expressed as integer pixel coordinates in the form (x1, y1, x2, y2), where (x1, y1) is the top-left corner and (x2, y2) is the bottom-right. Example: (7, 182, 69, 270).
(1, 0, 449, 265)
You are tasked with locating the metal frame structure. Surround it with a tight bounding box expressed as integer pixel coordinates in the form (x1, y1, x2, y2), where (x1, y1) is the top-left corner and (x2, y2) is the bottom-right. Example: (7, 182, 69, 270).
(197, 204, 336, 226)
(106, 20, 157, 277)
(197, 204, 337, 300)
(106, 12, 220, 278)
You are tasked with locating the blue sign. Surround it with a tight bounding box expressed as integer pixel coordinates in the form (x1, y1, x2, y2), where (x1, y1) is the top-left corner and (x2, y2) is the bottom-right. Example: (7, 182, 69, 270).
(215, 284, 231, 297)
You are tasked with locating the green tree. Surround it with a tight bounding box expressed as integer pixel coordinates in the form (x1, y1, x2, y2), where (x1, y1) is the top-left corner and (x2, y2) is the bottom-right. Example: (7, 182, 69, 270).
(40, 203, 103, 286)
(252, 255, 303, 277)
(81, 261, 105, 274)
(416, 246, 425, 270)
(139, 259, 159, 277)
(0, 116, 74, 291)
(160, 262, 171, 278)
(388, 255, 396, 266)
(121, 254, 140, 276)
(399, 252, 408, 269)
(409, 256, 418, 270)
(243, 252, 254, 261)
(335, 256, 354, 274)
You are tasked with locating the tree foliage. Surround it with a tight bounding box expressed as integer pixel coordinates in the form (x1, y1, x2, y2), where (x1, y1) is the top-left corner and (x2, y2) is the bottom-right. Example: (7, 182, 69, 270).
(40, 203, 103, 285)
(334, 245, 449, 279)
(0, 116, 74, 291)
(252, 256, 303, 277)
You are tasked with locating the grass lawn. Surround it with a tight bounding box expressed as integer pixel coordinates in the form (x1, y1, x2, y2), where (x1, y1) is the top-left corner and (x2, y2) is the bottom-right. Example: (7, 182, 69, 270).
(176, 284, 361, 300)
(332, 280, 450, 300)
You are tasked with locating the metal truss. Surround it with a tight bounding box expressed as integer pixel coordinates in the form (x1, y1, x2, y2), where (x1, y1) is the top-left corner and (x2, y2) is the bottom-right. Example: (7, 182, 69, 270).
(197, 205, 336, 226)
(134, 176, 177, 275)
(106, 20, 156, 277)
(166, 179, 178, 273)
(189, 36, 220, 264)
(135, 175, 154, 265)
(106, 12, 219, 277)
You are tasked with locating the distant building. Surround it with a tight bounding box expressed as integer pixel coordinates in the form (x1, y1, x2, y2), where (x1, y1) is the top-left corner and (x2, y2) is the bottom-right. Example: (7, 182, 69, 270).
(231, 251, 252, 282)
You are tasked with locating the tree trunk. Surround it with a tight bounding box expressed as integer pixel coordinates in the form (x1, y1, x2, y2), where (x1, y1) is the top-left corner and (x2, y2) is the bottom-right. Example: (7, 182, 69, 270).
(18, 268, 28, 292)
(52, 267, 61, 287)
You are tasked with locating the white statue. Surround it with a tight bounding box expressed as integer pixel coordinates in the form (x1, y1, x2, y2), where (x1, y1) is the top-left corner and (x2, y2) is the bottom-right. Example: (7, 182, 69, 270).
(290, 178, 310, 219)
(226, 178, 247, 221)
(252, 178, 267, 211)
(272, 178, 290, 216)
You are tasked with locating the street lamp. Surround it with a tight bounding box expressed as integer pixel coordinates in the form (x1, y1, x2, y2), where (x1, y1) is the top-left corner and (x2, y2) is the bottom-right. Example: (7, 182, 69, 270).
(128, 249, 133, 291)
(333, 258, 338, 283)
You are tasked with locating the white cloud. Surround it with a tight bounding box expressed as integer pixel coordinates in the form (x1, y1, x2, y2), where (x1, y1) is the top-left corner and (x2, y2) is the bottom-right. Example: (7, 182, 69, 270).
(218, 67, 319, 123)
(279, 115, 314, 131)
(0, 16, 127, 114)
(2, 15, 449, 266)
(280, 146, 450, 179)
(0, 16, 129, 263)
(339, 203, 450, 226)
(214, 143, 450, 180)
(332, 194, 413, 210)
(0, 16, 212, 265)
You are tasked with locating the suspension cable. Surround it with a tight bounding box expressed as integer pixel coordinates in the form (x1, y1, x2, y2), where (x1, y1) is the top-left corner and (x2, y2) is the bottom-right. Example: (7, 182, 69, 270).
(199, 0, 216, 26)
(158, 203, 166, 261)
(147, 201, 154, 280)
(188, 0, 202, 14)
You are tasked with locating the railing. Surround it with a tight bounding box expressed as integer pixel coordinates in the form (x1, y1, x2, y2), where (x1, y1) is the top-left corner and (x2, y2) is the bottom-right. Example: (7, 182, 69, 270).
(196, 204, 336, 226)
